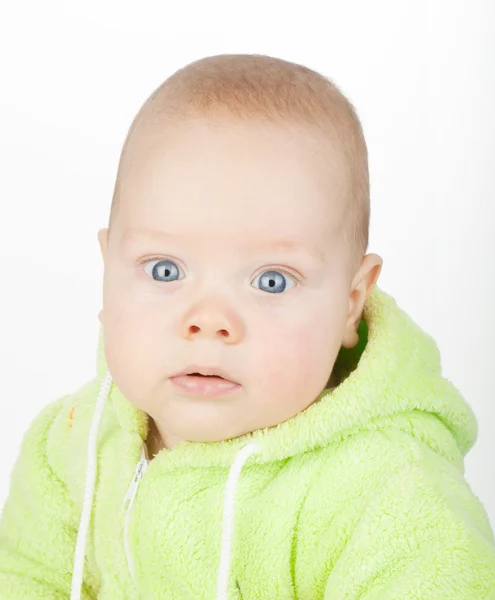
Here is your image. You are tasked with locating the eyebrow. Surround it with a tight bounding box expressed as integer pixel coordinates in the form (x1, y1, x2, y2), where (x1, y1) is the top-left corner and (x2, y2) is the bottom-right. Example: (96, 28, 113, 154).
(120, 228, 327, 265)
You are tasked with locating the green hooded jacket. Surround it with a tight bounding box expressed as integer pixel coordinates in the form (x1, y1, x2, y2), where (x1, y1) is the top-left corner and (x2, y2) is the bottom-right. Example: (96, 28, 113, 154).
(1, 285, 494, 599)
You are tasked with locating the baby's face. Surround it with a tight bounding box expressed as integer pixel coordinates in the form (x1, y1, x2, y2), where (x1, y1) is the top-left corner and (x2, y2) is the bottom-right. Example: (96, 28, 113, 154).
(99, 117, 353, 446)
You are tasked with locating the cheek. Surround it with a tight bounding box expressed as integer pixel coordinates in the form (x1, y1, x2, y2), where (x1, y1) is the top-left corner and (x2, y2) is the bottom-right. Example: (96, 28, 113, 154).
(101, 313, 158, 393)
(255, 325, 320, 398)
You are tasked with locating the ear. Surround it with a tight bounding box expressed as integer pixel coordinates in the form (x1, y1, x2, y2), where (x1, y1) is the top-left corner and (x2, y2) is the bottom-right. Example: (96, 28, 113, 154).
(341, 253, 383, 349)
(98, 228, 109, 261)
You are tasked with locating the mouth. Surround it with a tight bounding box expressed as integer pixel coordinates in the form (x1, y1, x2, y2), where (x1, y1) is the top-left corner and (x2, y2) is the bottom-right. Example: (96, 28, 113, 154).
(170, 372, 241, 397)
(172, 366, 240, 385)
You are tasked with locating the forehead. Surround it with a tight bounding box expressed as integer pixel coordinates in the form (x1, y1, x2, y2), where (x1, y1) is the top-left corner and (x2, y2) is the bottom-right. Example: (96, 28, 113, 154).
(116, 118, 346, 251)
(121, 117, 346, 199)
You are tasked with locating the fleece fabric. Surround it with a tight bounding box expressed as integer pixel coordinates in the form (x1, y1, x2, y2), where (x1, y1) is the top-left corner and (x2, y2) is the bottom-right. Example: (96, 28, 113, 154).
(0, 284, 494, 599)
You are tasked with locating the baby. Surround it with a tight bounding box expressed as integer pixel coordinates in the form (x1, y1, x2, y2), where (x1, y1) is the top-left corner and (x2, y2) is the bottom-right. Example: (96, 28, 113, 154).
(1, 54, 494, 600)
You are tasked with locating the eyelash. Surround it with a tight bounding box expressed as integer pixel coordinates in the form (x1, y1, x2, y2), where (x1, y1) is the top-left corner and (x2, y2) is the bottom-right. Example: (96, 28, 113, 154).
(136, 256, 302, 285)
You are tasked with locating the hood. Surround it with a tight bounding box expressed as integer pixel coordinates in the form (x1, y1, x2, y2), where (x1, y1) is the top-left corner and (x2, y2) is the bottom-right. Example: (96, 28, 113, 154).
(69, 284, 478, 599)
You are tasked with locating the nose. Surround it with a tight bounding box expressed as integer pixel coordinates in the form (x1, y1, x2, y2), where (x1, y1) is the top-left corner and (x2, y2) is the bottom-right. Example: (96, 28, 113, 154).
(180, 299, 244, 343)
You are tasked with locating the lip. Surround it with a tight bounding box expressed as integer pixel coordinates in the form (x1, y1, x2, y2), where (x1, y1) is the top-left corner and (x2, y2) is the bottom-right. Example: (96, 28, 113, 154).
(169, 374, 241, 397)
(171, 365, 240, 385)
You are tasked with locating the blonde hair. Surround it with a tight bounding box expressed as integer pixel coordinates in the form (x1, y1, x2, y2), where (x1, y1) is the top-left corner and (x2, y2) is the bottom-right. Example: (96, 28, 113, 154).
(108, 54, 370, 276)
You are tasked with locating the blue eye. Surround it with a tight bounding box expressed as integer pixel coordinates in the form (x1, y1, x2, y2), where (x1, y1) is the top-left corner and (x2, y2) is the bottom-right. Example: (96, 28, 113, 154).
(252, 270, 296, 294)
(142, 259, 297, 294)
(143, 259, 182, 282)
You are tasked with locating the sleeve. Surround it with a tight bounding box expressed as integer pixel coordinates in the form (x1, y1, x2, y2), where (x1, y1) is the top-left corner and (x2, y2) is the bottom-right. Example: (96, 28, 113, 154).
(322, 452, 495, 599)
(0, 398, 98, 599)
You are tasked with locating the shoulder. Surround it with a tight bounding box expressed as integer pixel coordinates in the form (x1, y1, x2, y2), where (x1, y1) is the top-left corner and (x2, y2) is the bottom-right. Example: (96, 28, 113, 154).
(15, 377, 102, 494)
(303, 425, 494, 543)
(294, 428, 495, 596)
(17, 393, 73, 470)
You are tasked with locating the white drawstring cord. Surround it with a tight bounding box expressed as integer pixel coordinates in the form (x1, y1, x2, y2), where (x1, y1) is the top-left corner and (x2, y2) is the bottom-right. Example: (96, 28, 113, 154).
(70, 370, 113, 600)
(216, 443, 258, 600)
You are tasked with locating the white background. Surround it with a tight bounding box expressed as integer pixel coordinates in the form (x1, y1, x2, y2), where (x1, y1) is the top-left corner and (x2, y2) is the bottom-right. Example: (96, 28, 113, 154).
(0, 0, 494, 533)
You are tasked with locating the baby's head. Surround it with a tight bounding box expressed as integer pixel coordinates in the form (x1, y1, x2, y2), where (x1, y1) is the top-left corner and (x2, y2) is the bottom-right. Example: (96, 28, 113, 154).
(97, 54, 382, 448)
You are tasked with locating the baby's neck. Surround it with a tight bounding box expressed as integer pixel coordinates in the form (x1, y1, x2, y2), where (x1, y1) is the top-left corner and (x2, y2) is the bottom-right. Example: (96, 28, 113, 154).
(146, 416, 166, 459)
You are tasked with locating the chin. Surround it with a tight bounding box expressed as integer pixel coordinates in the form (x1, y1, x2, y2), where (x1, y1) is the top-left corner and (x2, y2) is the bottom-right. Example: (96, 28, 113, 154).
(165, 397, 254, 443)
